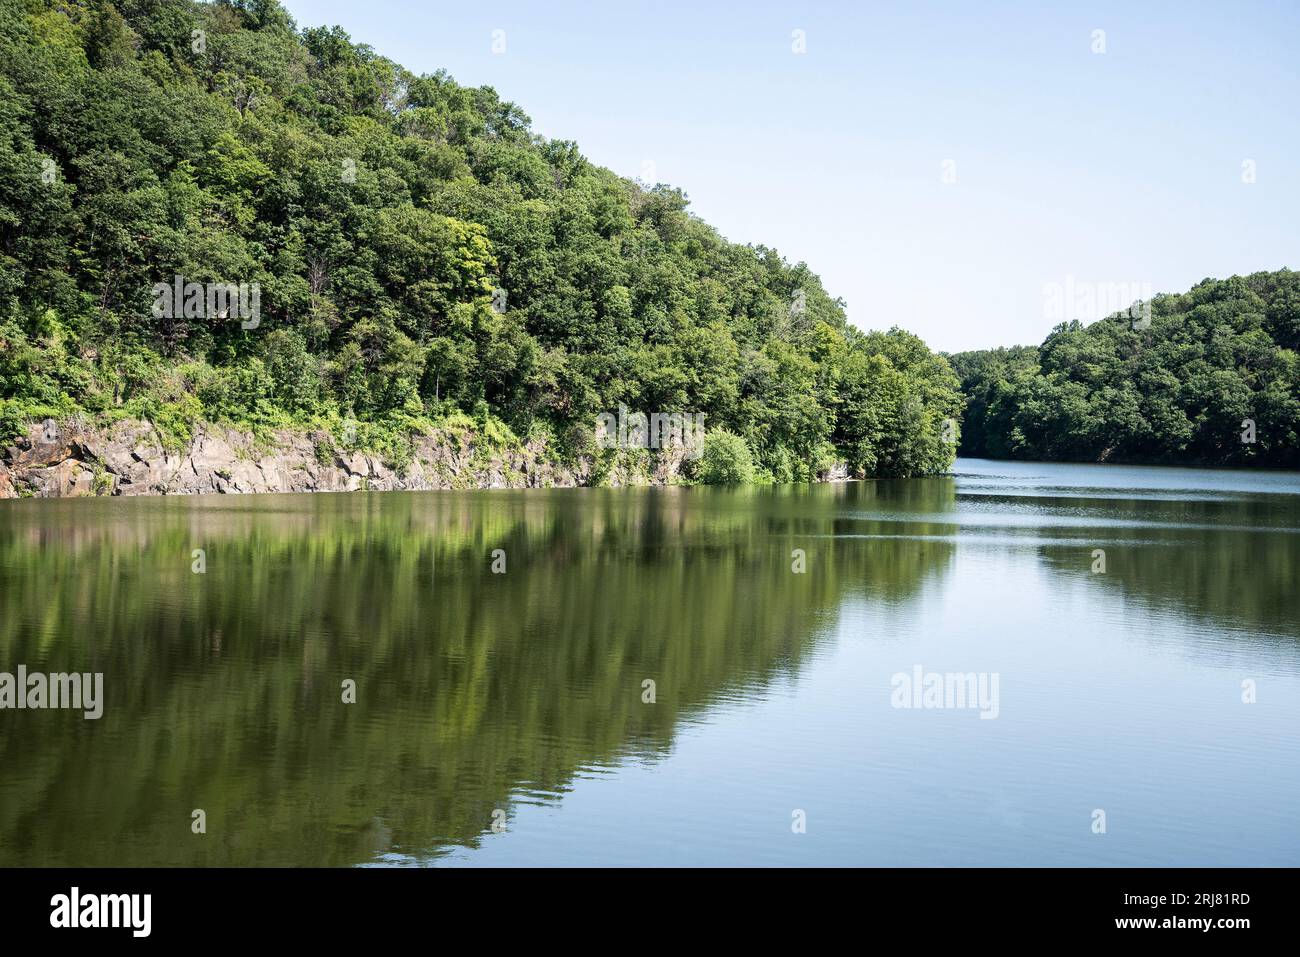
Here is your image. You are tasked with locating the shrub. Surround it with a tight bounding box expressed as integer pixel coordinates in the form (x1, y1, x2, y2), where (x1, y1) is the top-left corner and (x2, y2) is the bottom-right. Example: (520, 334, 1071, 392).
(697, 430, 755, 485)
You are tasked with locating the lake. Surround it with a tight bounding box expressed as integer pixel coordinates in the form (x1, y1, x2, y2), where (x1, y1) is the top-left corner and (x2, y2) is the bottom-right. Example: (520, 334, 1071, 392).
(0, 458, 1297, 866)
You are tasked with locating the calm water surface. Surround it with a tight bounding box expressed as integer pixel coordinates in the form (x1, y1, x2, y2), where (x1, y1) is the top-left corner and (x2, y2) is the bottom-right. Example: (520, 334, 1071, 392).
(1, 458, 1297, 866)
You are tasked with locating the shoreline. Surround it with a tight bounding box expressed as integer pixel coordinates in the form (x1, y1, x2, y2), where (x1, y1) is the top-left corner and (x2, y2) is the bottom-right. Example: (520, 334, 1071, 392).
(1, 419, 856, 499)
(6, 417, 1291, 500)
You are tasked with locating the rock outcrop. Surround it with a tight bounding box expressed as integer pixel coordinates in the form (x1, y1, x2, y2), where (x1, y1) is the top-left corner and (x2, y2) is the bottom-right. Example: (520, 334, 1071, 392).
(0, 420, 852, 498)
(0, 419, 604, 498)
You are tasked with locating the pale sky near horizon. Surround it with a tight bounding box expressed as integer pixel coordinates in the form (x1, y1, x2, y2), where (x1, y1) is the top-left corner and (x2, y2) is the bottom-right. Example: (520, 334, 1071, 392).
(281, 0, 1299, 353)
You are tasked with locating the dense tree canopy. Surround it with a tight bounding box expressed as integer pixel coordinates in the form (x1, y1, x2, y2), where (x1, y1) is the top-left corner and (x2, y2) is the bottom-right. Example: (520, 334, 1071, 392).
(949, 271, 1300, 467)
(0, 0, 962, 481)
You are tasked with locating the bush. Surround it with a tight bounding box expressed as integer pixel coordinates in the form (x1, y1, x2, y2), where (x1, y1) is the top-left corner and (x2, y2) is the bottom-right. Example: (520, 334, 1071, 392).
(763, 445, 795, 484)
(697, 430, 755, 485)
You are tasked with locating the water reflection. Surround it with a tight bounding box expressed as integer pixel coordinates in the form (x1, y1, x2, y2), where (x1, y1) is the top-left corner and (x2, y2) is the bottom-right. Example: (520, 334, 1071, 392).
(0, 483, 957, 865)
(0, 462, 1296, 866)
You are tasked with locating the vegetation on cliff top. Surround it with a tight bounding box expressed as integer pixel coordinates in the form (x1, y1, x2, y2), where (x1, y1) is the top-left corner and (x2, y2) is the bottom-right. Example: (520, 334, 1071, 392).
(0, 0, 962, 483)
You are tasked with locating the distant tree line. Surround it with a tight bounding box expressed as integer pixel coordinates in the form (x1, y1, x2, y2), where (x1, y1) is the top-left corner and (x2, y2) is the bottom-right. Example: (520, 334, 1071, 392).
(948, 271, 1300, 467)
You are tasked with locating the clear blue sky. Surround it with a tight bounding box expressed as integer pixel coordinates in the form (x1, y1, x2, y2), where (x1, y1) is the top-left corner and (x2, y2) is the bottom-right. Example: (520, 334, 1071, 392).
(281, 0, 1299, 353)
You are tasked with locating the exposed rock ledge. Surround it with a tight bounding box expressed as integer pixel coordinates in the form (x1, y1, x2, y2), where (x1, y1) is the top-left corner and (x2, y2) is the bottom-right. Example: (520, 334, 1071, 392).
(0, 419, 651, 498)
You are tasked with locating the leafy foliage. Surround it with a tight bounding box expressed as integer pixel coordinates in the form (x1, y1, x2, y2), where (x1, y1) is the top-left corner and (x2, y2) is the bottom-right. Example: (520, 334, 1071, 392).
(949, 271, 1300, 467)
(0, 0, 960, 480)
(697, 429, 755, 485)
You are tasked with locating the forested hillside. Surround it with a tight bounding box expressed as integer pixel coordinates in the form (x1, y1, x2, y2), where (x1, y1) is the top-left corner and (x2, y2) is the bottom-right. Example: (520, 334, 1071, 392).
(0, 0, 962, 483)
(949, 271, 1300, 467)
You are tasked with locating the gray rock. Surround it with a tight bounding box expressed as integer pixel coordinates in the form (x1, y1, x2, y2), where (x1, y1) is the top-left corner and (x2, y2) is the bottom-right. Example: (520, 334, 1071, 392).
(0, 418, 845, 498)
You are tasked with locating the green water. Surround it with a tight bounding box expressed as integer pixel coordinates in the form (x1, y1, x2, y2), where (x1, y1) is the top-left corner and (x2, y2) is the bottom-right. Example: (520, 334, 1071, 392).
(0, 459, 1297, 866)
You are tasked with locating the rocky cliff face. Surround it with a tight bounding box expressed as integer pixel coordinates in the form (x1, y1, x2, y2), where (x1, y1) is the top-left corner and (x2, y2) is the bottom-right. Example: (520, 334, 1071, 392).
(0, 420, 614, 498)
(0, 420, 853, 498)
